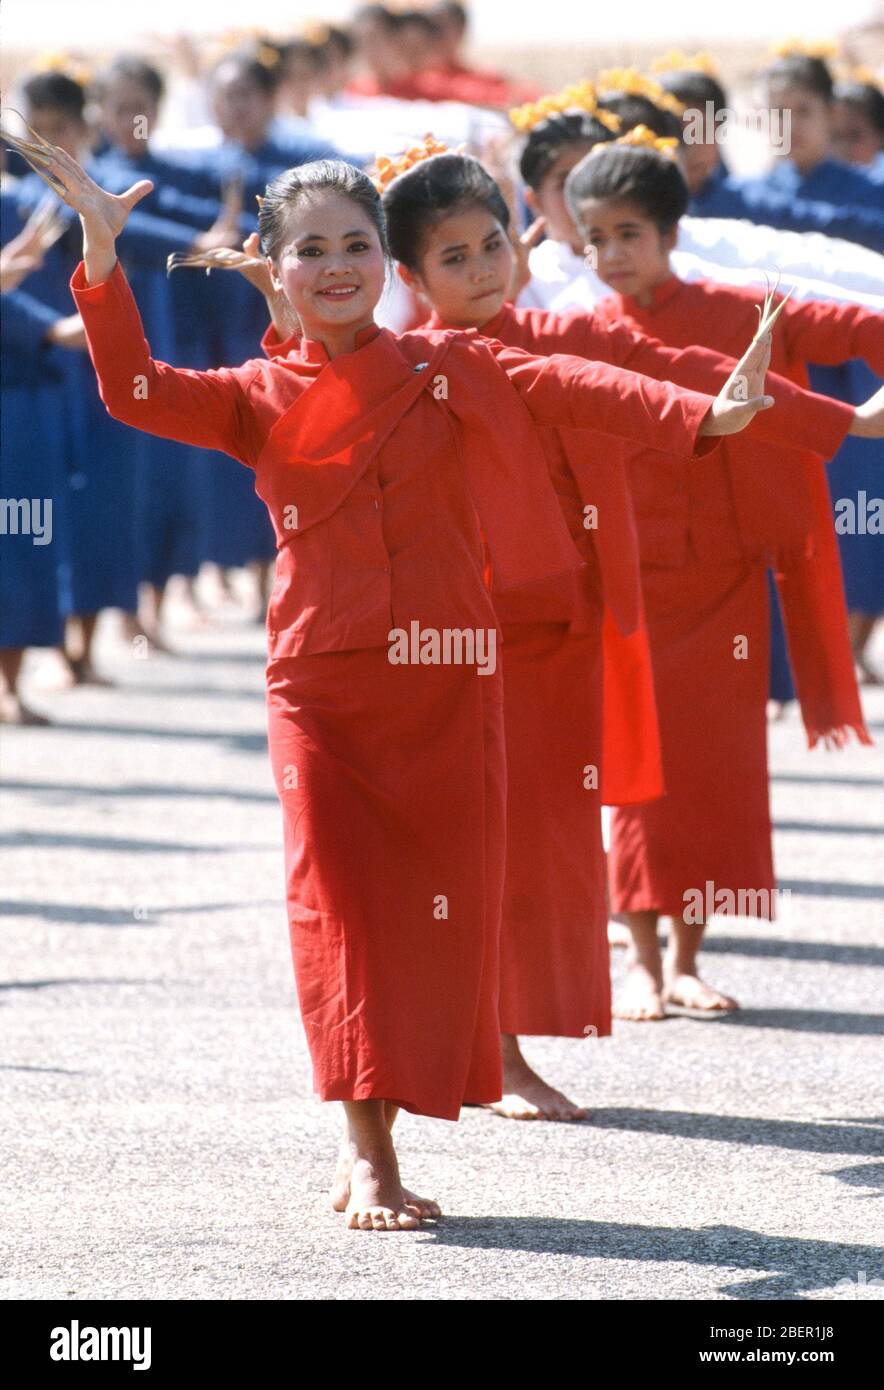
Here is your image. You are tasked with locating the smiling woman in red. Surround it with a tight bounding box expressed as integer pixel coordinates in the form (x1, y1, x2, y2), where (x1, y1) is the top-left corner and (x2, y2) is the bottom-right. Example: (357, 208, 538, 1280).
(38, 135, 768, 1229)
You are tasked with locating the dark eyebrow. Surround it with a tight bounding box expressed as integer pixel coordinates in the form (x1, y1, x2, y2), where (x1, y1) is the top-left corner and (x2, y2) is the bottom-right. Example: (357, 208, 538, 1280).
(439, 241, 469, 254)
(589, 220, 642, 233)
(297, 230, 369, 245)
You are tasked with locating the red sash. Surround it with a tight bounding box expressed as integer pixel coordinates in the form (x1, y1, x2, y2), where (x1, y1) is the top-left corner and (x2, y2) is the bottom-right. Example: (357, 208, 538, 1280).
(772, 458, 871, 747)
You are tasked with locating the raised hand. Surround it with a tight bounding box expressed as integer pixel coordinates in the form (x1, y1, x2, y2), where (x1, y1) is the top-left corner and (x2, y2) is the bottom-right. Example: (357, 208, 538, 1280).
(4, 134, 152, 250)
(849, 383, 884, 439)
(191, 177, 243, 255)
(700, 336, 774, 437)
(0, 244, 42, 292)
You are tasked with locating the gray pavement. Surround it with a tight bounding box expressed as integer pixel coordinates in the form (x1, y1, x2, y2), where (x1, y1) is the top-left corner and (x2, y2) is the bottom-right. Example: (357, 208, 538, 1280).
(2, 599, 883, 1301)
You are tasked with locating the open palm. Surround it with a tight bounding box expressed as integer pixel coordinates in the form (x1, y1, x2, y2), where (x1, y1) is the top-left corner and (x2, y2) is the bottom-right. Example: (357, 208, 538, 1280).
(22, 142, 153, 243)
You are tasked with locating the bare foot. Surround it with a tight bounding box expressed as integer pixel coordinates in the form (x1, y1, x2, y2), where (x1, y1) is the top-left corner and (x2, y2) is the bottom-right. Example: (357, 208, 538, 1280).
(0, 693, 50, 725)
(65, 656, 113, 687)
(330, 1136, 423, 1231)
(613, 961, 666, 1021)
(607, 920, 631, 948)
(766, 699, 789, 722)
(330, 1150, 441, 1220)
(485, 1046, 588, 1121)
(485, 1083, 587, 1121)
(664, 972, 739, 1012)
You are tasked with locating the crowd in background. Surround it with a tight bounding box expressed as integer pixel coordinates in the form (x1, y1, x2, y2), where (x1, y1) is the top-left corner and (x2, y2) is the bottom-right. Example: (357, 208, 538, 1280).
(1, 1, 882, 724)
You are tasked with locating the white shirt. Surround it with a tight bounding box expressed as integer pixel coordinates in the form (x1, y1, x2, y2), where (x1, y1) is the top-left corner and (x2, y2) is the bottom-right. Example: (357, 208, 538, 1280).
(520, 222, 884, 313)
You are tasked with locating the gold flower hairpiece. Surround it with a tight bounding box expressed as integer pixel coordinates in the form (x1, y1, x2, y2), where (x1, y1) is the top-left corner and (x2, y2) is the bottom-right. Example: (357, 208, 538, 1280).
(509, 80, 622, 134)
(610, 123, 680, 156)
(300, 21, 333, 46)
(768, 39, 839, 61)
(650, 50, 720, 78)
(836, 64, 882, 90)
(371, 134, 453, 192)
(595, 68, 686, 117)
(31, 50, 92, 89)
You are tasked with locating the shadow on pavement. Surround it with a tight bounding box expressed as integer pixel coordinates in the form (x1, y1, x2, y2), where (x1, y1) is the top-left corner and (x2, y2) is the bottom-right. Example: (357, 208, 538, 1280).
(778, 879, 884, 900)
(2, 779, 276, 805)
(702, 937, 884, 967)
(583, 1107, 883, 1154)
(417, 1217, 879, 1298)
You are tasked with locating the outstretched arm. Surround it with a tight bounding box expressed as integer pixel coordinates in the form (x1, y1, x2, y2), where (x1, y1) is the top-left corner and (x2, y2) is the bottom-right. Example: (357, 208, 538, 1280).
(489, 336, 772, 458)
(543, 309, 875, 454)
(23, 141, 264, 462)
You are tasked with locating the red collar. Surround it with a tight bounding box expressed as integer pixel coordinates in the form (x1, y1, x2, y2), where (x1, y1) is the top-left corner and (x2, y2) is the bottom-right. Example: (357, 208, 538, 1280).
(298, 320, 382, 365)
(427, 302, 512, 336)
(617, 274, 683, 317)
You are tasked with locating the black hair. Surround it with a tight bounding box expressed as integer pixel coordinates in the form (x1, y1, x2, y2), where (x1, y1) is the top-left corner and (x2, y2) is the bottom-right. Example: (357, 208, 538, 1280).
(22, 70, 86, 119)
(597, 93, 683, 140)
(395, 9, 441, 39)
(92, 55, 165, 104)
(211, 49, 281, 97)
(353, 3, 395, 27)
(660, 69, 728, 118)
(429, 1, 468, 32)
(280, 38, 324, 75)
(258, 159, 389, 262)
(565, 142, 689, 234)
(382, 152, 509, 269)
(833, 79, 884, 138)
(762, 54, 834, 103)
(519, 111, 617, 190)
(321, 25, 355, 61)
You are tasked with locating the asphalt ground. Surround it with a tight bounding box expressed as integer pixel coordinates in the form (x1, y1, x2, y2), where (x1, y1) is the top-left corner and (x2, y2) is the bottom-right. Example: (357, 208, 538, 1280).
(2, 599, 883, 1301)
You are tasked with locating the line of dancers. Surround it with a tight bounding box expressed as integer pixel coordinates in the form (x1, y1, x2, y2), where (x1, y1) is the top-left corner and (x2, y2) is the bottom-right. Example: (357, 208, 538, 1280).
(2, 20, 883, 1230)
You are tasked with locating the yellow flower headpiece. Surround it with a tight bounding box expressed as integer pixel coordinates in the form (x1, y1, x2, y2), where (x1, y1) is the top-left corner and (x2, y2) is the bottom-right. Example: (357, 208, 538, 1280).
(372, 134, 453, 193)
(611, 123, 680, 157)
(650, 50, 720, 78)
(210, 27, 276, 68)
(509, 80, 622, 134)
(254, 42, 282, 69)
(299, 21, 333, 46)
(836, 64, 882, 90)
(595, 68, 685, 117)
(31, 50, 92, 89)
(768, 39, 839, 61)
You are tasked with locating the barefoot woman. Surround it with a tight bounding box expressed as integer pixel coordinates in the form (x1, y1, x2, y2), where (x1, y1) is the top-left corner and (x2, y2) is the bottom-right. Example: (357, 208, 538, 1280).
(41, 140, 763, 1225)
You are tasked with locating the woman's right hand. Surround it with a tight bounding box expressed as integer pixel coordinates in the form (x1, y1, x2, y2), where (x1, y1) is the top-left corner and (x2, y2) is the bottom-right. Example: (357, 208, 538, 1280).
(26, 144, 154, 283)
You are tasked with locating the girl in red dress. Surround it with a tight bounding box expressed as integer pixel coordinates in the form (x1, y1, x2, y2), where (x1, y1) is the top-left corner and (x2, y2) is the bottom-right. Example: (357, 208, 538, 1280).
(564, 132, 884, 1022)
(38, 136, 768, 1226)
(351, 147, 877, 1119)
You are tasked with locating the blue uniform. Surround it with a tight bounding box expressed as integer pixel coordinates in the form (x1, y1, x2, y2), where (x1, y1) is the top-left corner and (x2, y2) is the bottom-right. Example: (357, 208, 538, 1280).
(690, 160, 884, 253)
(164, 131, 343, 570)
(1, 190, 73, 647)
(727, 158, 884, 660)
(90, 145, 239, 587)
(14, 170, 203, 614)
